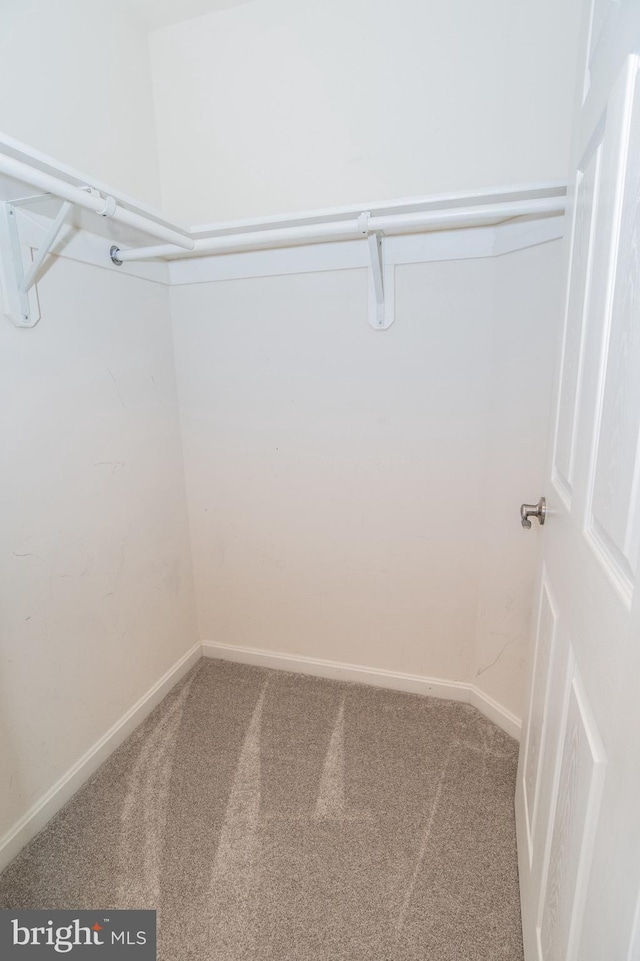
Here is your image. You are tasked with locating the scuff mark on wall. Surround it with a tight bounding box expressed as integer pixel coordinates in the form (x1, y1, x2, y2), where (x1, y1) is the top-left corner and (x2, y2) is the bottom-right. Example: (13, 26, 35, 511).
(470, 634, 520, 681)
(107, 368, 128, 409)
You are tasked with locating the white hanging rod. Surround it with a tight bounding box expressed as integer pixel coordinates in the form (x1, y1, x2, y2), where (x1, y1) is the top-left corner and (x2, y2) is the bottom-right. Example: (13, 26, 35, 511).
(0, 152, 194, 250)
(0, 134, 566, 268)
(112, 195, 565, 263)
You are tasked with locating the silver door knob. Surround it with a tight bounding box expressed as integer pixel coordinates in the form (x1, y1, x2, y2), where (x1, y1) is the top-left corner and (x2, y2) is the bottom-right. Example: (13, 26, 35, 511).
(520, 496, 546, 529)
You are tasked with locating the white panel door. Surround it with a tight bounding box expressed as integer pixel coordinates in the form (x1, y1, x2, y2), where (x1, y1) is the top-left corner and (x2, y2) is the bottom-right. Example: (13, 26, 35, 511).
(516, 3, 640, 960)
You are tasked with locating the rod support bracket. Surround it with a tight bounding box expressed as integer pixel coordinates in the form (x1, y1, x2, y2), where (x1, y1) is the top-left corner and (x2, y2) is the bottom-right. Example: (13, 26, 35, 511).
(357, 211, 370, 235)
(0, 196, 73, 327)
(366, 229, 395, 330)
(98, 196, 117, 218)
(110, 245, 123, 266)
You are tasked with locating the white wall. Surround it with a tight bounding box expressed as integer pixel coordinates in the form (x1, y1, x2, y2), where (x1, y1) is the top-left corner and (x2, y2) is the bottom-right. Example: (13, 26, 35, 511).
(0, 257, 197, 849)
(149, 0, 582, 224)
(170, 242, 559, 715)
(0, 2, 567, 861)
(0, 0, 161, 206)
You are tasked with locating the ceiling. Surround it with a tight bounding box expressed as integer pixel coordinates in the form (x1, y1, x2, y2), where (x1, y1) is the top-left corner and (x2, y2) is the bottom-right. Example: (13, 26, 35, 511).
(133, 0, 255, 31)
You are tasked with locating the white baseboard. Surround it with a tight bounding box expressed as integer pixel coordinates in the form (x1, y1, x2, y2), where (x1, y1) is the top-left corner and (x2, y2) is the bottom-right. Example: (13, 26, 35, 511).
(202, 641, 522, 741)
(468, 685, 522, 741)
(0, 642, 201, 875)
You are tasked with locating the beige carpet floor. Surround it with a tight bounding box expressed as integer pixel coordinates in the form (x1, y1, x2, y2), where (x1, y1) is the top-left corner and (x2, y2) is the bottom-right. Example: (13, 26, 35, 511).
(0, 659, 524, 960)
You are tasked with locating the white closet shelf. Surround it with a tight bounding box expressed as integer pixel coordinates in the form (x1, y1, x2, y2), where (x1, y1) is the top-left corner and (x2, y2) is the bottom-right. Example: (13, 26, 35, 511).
(0, 131, 568, 329)
(0, 132, 192, 247)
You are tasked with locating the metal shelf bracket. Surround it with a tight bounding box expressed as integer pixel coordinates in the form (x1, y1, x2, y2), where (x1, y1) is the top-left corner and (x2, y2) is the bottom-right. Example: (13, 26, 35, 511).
(365, 224, 395, 330)
(0, 195, 72, 328)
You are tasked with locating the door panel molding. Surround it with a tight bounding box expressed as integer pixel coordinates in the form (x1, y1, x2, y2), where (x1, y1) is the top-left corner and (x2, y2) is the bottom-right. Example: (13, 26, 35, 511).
(522, 569, 560, 867)
(538, 666, 607, 961)
(552, 126, 603, 507)
(584, 56, 640, 607)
